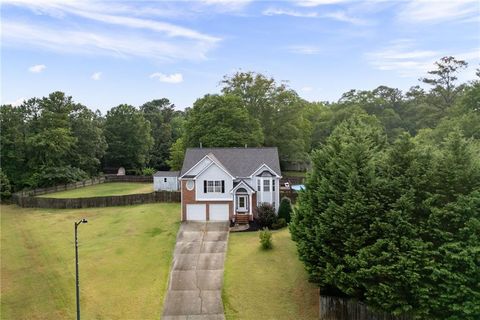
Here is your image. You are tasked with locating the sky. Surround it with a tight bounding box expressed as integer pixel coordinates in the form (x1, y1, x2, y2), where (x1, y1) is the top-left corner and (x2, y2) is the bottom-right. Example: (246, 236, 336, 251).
(1, 0, 479, 113)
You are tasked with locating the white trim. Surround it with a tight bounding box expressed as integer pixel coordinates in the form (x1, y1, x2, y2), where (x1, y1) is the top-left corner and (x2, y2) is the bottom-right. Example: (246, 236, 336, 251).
(270, 178, 273, 208)
(250, 163, 281, 178)
(181, 153, 235, 179)
(180, 154, 212, 178)
(236, 195, 248, 212)
(186, 180, 194, 191)
(230, 180, 255, 194)
(181, 181, 184, 221)
(249, 192, 252, 215)
(197, 198, 234, 202)
(193, 156, 235, 180)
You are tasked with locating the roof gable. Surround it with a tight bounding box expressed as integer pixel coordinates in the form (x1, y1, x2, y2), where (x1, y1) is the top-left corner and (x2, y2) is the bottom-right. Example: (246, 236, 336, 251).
(180, 147, 281, 178)
(154, 171, 179, 177)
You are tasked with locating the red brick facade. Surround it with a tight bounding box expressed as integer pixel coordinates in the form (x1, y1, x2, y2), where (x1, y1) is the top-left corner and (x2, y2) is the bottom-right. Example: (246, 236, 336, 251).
(181, 180, 233, 221)
(181, 180, 257, 221)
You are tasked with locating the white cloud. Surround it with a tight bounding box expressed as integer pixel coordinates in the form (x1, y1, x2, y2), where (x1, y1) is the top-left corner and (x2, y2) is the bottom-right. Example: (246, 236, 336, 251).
(262, 7, 368, 25)
(28, 64, 46, 73)
(322, 11, 368, 25)
(2, 0, 220, 62)
(295, 0, 352, 7)
(301, 86, 313, 92)
(150, 72, 183, 84)
(366, 40, 439, 77)
(398, 0, 479, 24)
(62, 9, 220, 43)
(7, 97, 26, 106)
(366, 40, 480, 78)
(200, 0, 253, 10)
(289, 45, 322, 54)
(3, 21, 216, 62)
(263, 8, 318, 18)
(91, 72, 102, 80)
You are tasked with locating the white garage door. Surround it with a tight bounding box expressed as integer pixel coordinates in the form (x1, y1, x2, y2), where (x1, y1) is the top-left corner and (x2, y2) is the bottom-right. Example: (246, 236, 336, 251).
(186, 204, 206, 221)
(209, 204, 230, 221)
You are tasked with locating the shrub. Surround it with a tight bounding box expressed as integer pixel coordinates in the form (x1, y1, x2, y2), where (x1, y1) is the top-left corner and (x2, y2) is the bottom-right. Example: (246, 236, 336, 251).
(278, 197, 293, 223)
(272, 218, 287, 230)
(0, 169, 12, 201)
(259, 228, 273, 249)
(255, 203, 277, 228)
(142, 167, 156, 176)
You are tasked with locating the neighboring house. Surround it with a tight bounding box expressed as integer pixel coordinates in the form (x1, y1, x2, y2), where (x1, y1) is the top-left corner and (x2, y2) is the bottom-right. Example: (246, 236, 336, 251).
(180, 147, 281, 223)
(154, 171, 179, 191)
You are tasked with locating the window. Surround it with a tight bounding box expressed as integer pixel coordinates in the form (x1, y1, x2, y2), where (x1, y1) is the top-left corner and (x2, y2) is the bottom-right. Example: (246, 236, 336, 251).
(272, 180, 275, 191)
(204, 180, 225, 193)
(257, 179, 261, 191)
(207, 181, 214, 192)
(186, 180, 194, 191)
(164, 178, 167, 183)
(263, 179, 270, 192)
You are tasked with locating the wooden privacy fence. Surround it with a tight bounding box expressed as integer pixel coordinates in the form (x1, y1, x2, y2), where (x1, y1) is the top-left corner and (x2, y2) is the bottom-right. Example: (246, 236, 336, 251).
(104, 175, 153, 183)
(280, 190, 299, 203)
(13, 191, 181, 209)
(320, 296, 411, 320)
(14, 175, 153, 198)
(15, 177, 106, 197)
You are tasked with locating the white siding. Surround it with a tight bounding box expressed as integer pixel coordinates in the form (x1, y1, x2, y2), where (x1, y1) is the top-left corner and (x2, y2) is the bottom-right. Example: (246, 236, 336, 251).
(187, 157, 212, 176)
(196, 163, 233, 201)
(154, 176, 179, 191)
(255, 177, 281, 211)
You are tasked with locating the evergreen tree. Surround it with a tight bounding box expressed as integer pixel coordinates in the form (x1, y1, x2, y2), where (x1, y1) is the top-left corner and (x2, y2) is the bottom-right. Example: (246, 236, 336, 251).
(277, 197, 293, 223)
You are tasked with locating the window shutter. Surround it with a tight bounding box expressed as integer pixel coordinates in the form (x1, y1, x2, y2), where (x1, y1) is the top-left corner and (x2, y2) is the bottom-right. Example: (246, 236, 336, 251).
(204, 180, 207, 193)
(221, 180, 225, 193)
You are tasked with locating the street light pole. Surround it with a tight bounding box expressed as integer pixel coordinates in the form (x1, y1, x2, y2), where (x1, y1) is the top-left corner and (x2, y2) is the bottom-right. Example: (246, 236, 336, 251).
(75, 218, 88, 320)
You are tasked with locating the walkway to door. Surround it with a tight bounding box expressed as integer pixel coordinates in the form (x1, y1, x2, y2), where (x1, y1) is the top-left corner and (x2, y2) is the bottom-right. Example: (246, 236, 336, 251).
(162, 221, 229, 320)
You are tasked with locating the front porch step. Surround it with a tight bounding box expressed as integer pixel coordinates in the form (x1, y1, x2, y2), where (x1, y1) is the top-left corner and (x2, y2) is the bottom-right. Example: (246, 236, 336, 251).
(235, 215, 250, 224)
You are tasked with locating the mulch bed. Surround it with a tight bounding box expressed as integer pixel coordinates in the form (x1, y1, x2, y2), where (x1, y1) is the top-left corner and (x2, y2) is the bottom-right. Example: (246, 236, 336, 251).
(229, 219, 263, 232)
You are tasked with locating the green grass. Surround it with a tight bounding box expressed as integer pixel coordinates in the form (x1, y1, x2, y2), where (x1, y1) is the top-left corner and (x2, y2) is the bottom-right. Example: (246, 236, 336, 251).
(1, 203, 180, 320)
(223, 228, 319, 319)
(282, 171, 307, 178)
(38, 182, 153, 198)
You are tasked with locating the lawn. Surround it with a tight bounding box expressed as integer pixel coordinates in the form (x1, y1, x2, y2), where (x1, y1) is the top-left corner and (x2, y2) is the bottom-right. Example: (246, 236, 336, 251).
(38, 182, 153, 198)
(223, 228, 319, 319)
(1, 203, 180, 320)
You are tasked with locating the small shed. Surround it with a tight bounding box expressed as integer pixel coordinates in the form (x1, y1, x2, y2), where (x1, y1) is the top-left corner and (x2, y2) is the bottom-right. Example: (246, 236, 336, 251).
(153, 171, 179, 191)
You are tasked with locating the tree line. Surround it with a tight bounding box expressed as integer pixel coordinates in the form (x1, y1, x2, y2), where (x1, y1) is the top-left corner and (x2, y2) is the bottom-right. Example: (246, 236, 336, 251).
(1, 56, 478, 194)
(290, 59, 480, 319)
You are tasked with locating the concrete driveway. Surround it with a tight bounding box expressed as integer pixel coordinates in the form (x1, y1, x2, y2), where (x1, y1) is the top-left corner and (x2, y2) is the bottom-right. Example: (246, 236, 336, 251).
(162, 221, 229, 320)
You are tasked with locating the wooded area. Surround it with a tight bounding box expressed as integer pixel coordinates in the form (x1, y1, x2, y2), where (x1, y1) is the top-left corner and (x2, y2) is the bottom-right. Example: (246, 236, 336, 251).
(289, 58, 480, 319)
(1, 56, 477, 195)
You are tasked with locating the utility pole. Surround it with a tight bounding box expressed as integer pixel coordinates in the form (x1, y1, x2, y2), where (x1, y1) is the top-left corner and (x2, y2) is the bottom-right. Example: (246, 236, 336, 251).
(75, 218, 88, 320)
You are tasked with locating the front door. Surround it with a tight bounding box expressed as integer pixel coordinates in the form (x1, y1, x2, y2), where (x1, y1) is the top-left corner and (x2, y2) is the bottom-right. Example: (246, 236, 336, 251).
(237, 195, 248, 213)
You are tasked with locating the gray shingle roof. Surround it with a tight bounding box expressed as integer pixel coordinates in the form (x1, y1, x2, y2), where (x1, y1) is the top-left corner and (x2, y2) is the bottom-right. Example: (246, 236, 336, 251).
(180, 147, 281, 177)
(154, 171, 179, 177)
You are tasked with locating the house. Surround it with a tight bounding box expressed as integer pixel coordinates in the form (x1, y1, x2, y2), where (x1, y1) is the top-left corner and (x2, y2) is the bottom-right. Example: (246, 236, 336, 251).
(154, 171, 179, 191)
(179, 147, 281, 223)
